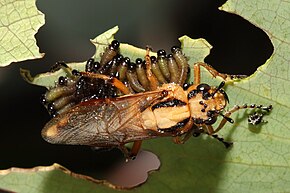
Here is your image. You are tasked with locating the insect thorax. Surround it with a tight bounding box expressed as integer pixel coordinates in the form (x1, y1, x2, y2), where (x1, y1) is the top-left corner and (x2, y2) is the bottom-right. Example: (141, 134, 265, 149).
(141, 84, 190, 133)
(187, 84, 227, 125)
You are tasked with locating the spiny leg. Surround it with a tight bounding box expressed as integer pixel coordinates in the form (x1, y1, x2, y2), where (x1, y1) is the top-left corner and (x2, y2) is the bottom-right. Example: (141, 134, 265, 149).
(194, 62, 247, 81)
(213, 104, 272, 134)
(145, 47, 159, 91)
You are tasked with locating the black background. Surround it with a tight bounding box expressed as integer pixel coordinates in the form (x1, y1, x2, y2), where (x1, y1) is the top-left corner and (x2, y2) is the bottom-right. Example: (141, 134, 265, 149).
(0, 0, 273, 178)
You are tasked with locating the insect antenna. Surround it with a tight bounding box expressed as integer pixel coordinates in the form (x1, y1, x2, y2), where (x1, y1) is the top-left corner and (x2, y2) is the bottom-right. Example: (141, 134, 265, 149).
(219, 112, 234, 123)
(211, 81, 225, 97)
(212, 81, 230, 103)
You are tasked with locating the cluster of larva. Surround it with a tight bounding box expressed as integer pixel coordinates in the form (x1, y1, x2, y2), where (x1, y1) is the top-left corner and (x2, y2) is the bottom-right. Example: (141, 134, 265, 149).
(41, 40, 191, 117)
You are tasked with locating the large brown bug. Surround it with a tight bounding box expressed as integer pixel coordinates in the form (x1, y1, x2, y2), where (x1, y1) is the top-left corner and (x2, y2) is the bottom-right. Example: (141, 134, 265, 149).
(41, 47, 272, 159)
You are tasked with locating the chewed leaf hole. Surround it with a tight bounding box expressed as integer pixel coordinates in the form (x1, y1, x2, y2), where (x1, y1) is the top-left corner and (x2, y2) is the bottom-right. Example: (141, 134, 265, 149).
(104, 150, 160, 189)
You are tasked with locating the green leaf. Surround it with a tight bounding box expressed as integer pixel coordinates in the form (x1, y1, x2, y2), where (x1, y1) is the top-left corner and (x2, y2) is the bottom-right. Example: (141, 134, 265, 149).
(8, 0, 290, 192)
(0, 164, 111, 193)
(0, 0, 45, 67)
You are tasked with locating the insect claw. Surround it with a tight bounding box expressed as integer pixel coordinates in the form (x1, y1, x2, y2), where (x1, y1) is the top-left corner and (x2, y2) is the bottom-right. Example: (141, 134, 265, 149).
(130, 155, 137, 161)
(212, 134, 233, 148)
(224, 141, 233, 148)
(261, 105, 273, 112)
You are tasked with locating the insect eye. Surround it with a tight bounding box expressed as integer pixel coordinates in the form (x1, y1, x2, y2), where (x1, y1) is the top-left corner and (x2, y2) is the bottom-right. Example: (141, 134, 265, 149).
(205, 116, 217, 125)
(110, 40, 120, 49)
(135, 58, 143, 64)
(183, 82, 192, 90)
(123, 57, 131, 64)
(207, 110, 216, 117)
(128, 62, 136, 70)
(171, 46, 181, 53)
(188, 89, 198, 99)
(150, 56, 157, 62)
(114, 54, 123, 63)
(58, 76, 67, 86)
(197, 84, 211, 93)
(166, 54, 173, 58)
(72, 69, 81, 76)
(157, 49, 166, 56)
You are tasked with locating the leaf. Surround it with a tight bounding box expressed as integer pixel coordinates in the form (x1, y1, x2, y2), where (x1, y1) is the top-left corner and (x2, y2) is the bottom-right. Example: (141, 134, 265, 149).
(0, 0, 45, 67)
(9, 0, 290, 192)
(0, 164, 111, 193)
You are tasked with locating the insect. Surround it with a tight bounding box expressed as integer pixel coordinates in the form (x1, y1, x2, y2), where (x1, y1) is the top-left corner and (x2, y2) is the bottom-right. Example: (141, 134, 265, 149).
(40, 44, 129, 127)
(41, 52, 125, 117)
(41, 45, 272, 160)
(41, 40, 190, 117)
(100, 39, 120, 66)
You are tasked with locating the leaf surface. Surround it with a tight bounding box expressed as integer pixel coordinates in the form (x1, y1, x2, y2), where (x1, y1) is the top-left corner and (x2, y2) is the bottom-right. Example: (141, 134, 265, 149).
(5, 0, 290, 192)
(0, 0, 45, 67)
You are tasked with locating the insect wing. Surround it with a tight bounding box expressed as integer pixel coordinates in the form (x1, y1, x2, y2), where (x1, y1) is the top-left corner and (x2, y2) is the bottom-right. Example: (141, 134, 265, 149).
(41, 90, 166, 147)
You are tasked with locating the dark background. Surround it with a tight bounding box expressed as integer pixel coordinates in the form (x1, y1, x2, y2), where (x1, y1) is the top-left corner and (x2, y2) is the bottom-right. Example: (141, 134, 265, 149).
(0, 0, 273, 178)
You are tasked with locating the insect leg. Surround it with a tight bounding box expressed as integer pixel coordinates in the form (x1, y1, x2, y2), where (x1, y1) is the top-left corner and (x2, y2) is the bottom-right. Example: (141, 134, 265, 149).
(194, 62, 247, 81)
(50, 61, 74, 77)
(118, 142, 143, 160)
(173, 130, 194, 144)
(194, 62, 226, 80)
(211, 134, 233, 148)
(202, 125, 233, 148)
(213, 104, 272, 134)
(173, 119, 194, 144)
(118, 145, 131, 161)
(145, 47, 159, 91)
(129, 140, 143, 159)
(80, 72, 130, 95)
(193, 63, 201, 84)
